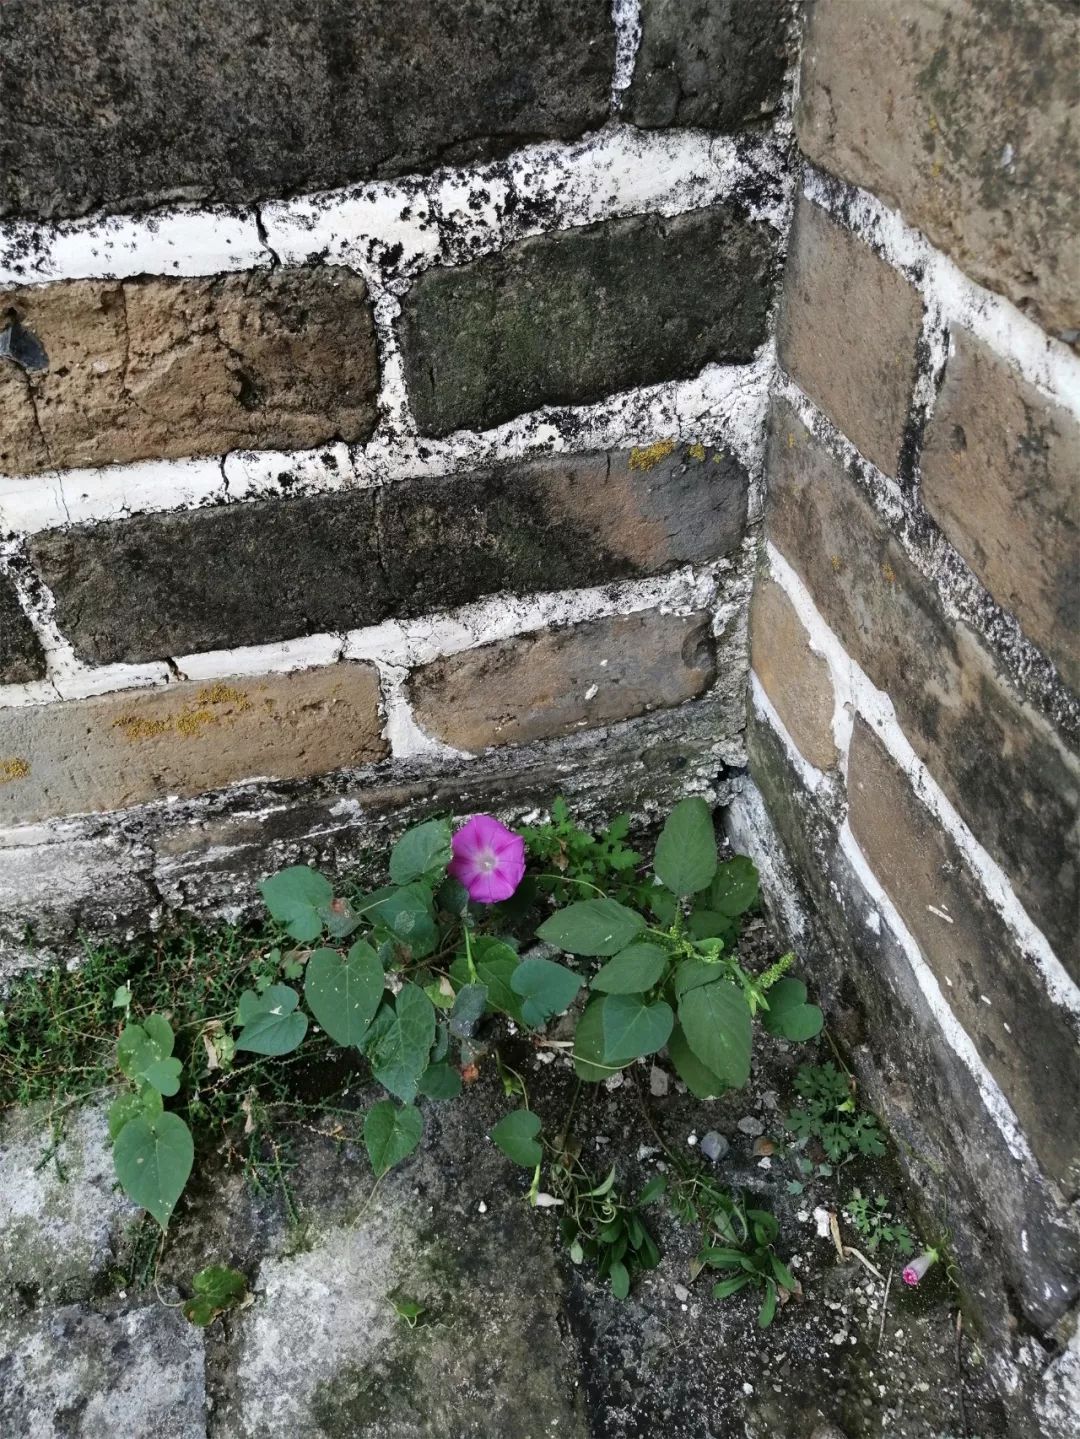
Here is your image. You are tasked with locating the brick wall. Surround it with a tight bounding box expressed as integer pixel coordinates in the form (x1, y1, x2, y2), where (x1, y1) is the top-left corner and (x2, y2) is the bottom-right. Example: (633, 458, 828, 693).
(0, 1, 793, 964)
(731, 2, 1079, 1428)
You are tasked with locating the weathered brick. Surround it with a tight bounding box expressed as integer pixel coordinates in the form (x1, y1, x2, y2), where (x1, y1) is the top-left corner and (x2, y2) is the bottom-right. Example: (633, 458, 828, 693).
(32, 443, 747, 662)
(797, 0, 1080, 339)
(848, 716, 1080, 1189)
(750, 574, 837, 770)
(766, 397, 1080, 973)
(922, 328, 1080, 694)
(399, 206, 776, 436)
(777, 198, 922, 477)
(0, 664, 385, 824)
(0, 574, 45, 684)
(626, 0, 788, 131)
(408, 609, 716, 751)
(0, 0, 613, 221)
(0, 268, 378, 476)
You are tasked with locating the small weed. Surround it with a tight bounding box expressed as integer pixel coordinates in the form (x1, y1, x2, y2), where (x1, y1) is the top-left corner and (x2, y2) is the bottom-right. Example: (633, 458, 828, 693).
(785, 1062, 886, 1163)
(843, 1189, 915, 1255)
(551, 1162, 661, 1299)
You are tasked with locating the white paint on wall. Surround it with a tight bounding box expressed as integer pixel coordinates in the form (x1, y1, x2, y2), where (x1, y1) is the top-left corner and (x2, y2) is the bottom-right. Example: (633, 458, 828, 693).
(762, 539, 1080, 1023)
(610, 0, 643, 108)
(803, 164, 1080, 421)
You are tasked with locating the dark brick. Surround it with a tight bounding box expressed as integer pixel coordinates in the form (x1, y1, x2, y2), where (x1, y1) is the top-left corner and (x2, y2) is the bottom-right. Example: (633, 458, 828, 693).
(409, 609, 716, 751)
(0, 0, 614, 221)
(765, 397, 1080, 975)
(398, 206, 777, 436)
(626, 0, 789, 131)
(848, 716, 1080, 1189)
(0, 268, 379, 474)
(31, 443, 747, 663)
(0, 573, 45, 684)
(797, 0, 1080, 339)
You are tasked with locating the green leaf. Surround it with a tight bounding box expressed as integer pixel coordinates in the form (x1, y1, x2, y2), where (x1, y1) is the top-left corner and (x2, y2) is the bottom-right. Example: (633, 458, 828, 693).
(112, 984, 132, 1010)
(417, 1062, 462, 1100)
(140, 1057, 183, 1097)
(364, 1100, 423, 1177)
(591, 942, 668, 994)
(491, 1109, 543, 1168)
(601, 994, 674, 1064)
(678, 979, 752, 1090)
(712, 1274, 752, 1300)
(235, 984, 308, 1056)
(687, 909, 736, 943)
(183, 1265, 247, 1326)
(758, 1279, 778, 1328)
(609, 1259, 630, 1300)
(760, 977, 824, 1043)
(710, 856, 759, 917)
(142, 1014, 173, 1053)
(116, 1019, 182, 1096)
(107, 1090, 160, 1141)
(449, 982, 488, 1038)
(673, 958, 724, 1001)
(667, 1023, 728, 1099)
(653, 797, 717, 896)
(638, 1175, 667, 1206)
(510, 956, 582, 1029)
(573, 996, 621, 1083)
(467, 937, 524, 1023)
(537, 899, 645, 957)
(113, 1111, 194, 1228)
(770, 1254, 797, 1292)
(369, 884, 438, 959)
(317, 898, 363, 940)
(260, 865, 334, 941)
(368, 984, 436, 1103)
(304, 941, 384, 1048)
(389, 819, 453, 885)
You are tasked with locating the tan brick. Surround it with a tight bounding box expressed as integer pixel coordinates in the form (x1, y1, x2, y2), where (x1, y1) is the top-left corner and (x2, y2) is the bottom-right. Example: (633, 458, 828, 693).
(0, 663, 385, 823)
(848, 716, 1080, 1189)
(797, 0, 1079, 339)
(0, 267, 378, 476)
(408, 610, 716, 752)
(922, 328, 1080, 694)
(777, 198, 922, 476)
(750, 574, 838, 770)
(766, 397, 1080, 974)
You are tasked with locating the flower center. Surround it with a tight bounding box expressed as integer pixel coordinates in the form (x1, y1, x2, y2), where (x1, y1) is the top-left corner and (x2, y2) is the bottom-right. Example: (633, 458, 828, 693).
(477, 848, 498, 873)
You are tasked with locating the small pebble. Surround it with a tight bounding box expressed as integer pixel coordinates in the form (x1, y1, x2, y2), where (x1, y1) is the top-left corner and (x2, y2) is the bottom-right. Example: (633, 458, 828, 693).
(687, 1132, 698, 1147)
(477, 1201, 488, 1214)
(737, 1115, 764, 1136)
(674, 1284, 690, 1303)
(604, 1073, 625, 1092)
(699, 1130, 729, 1162)
(742, 1382, 754, 1396)
(649, 1064, 670, 1097)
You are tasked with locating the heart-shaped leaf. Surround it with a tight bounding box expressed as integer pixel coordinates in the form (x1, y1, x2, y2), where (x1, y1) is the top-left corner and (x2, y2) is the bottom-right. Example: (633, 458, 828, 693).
(678, 979, 752, 1090)
(450, 938, 523, 1024)
(235, 984, 308, 1057)
(113, 1111, 194, 1228)
(760, 976, 823, 1042)
(416, 1062, 462, 1100)
(117, 1018, 182, 1095)
(510, 956, 582, 1029)
(260, 865, 334, 941)
(491, 1109, 542, 1168)
(368, 984, 436, 1103)
(537, 899, 644, 957)
(591, 942, 668, 994)
(304, 942, 384, 1048)
(364, 1100, 423, 1177)
(573, 996, 621, 1083)
(389, 819, 453, 885)
(601, 994, 674, 1064)
(666, 1023, 729, 1100)
(369, 884, 438, 959)
(709, 856, 759, 917)
(183, 1265, 247, 1327)
(653, 797, 717, 896)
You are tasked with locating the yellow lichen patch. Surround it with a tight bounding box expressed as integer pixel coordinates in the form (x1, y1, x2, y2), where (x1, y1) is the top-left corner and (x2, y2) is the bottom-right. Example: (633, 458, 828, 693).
(687, 441, 706, 462)
(197, 683, 252, 711)
(0, 757, 30, 784)
(881, 561, 896, 585)
(113, 685, 252, 743)
(112, 715, 173, 741)
(629, 438, 676, 471)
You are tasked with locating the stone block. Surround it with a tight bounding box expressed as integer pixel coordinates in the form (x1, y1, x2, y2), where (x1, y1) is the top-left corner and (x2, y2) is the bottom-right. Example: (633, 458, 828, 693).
(922, 327, 1080, 693)
(409, 608, 716, 751)
(848, 716, 1080, 1189)
(777, 197, 922, 476)
(0, 572, 44, 683)
(0, 0, 614, 220)
(32, 444, 748, 662)
(750, 573, 838, 770)
(399, 206, 776, 435)
(0, 267, 378, 475)
(797, 0, 1080, 339)
(0, 664, 386, 824)
(766, 398, 1080, 974)
(626, 0, 788, 130)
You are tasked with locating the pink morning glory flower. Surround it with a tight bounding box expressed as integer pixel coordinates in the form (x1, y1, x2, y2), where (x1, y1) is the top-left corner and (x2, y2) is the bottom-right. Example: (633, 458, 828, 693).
(902, 1249, 939, 1287)
(448, 814, 526, 904)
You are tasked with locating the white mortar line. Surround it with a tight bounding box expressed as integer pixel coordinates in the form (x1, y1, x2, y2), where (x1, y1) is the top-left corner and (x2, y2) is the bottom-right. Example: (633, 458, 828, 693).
(802, 164, 1080, 419)
(0, 562, 723, 714)
(772, 371, 1078, 735)
(610, 0, 643, 109)
(763, 540, 1080, 1022)
(0, 356, 773, 531)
